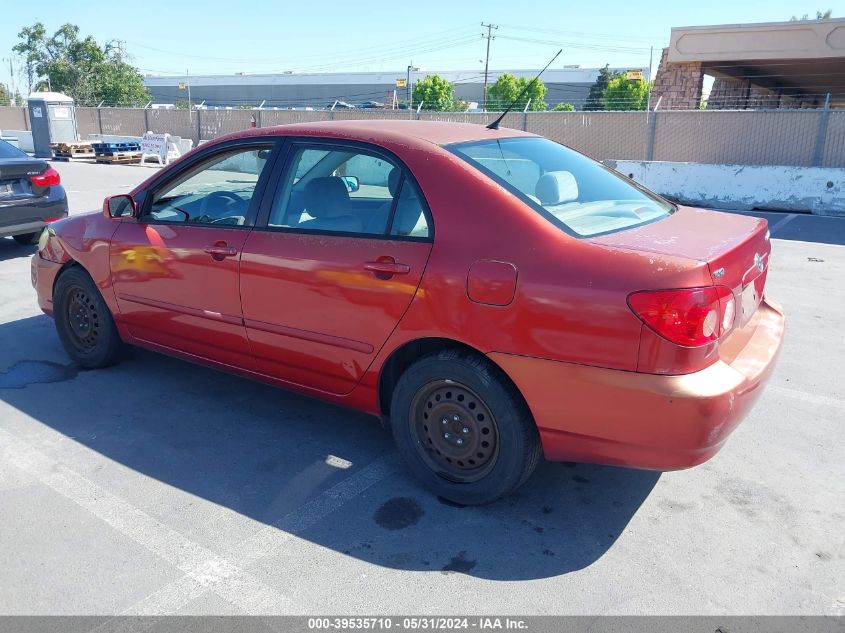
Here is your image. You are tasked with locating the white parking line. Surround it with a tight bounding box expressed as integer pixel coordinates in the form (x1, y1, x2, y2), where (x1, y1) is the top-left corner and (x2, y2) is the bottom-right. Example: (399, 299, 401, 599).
(769, 385, 845, 410)
(768, 213, 799, 236)
(0, 423, 396, 615)
(0, 427, 300, 615)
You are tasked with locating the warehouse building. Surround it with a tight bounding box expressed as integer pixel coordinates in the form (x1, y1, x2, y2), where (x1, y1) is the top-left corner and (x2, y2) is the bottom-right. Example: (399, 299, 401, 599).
(143, 67, 644, 110)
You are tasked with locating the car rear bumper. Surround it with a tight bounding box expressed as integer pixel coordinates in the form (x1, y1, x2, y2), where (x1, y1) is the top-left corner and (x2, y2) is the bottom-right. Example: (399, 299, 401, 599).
(31, 253, 64, 316)
(0, 187, 68, 238)
(489, 298, 785, 470)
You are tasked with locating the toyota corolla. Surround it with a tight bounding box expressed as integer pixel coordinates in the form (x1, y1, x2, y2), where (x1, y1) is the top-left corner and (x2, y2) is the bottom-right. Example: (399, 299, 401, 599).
(31, 120, 784, 505)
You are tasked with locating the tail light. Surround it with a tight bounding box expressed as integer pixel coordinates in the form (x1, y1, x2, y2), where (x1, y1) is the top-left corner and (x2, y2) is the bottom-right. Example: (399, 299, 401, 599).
(628, 286, 736, 347)
(30, 167, 61, 188)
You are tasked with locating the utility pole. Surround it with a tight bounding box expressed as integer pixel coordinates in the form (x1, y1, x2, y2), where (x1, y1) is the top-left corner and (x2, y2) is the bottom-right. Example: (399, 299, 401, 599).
(5, 58, 16, 105)
(481, 22, 498, 111)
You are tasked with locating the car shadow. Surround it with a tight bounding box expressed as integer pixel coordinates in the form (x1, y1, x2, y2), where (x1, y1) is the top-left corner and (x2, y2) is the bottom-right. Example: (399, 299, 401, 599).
(719, 210, 845, 246)
(0, 314, 660, 581)
(0, 237, 37, 261)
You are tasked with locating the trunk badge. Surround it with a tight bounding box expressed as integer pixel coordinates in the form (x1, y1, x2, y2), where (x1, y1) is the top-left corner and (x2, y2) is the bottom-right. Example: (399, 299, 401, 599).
(713, 267, 725, 278)
(754, 253, 764, 272)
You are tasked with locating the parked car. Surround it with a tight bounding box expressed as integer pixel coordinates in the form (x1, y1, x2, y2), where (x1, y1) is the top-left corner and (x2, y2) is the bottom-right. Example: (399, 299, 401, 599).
(31, 121, 784, 505)
(359, 101, 385, 109)
(1, 139, 68, 245)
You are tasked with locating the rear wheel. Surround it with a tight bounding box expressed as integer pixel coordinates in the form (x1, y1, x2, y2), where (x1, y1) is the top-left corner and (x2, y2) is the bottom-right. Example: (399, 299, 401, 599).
(12, 232, 40, 245)
(53, 267, 125, 368)
(390, 349, 541, 505)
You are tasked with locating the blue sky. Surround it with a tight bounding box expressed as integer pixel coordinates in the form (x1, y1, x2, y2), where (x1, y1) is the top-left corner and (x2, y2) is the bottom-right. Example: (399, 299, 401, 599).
(0, 0, 836, 90)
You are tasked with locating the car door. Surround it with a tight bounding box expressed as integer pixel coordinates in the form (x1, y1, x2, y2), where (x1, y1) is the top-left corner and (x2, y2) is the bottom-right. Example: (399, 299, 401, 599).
(109, 140, 278, 367)
(239, 141, 434, 394)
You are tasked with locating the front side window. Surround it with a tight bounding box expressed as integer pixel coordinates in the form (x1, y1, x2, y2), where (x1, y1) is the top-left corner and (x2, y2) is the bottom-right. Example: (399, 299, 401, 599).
(268, 146, 430, 238)
(450, 137, 673, 237)
(147, 146, 273, 226)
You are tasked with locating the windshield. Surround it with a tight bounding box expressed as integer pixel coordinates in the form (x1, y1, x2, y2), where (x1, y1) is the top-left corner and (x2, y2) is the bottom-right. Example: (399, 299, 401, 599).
(449, 137, 673, 237)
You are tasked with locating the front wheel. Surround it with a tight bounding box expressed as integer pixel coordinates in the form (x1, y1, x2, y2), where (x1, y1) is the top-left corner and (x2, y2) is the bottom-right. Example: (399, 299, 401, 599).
(390, 349, 541, 505)
(53, 266, 125, 368)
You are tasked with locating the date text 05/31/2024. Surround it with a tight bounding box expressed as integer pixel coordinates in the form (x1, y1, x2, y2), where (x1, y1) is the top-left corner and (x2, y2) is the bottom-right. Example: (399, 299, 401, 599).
(307, 617, 529, 630)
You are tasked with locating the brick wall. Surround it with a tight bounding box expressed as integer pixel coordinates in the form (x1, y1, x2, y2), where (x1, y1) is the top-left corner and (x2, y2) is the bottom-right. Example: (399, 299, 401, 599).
(649, 48, 704, 110)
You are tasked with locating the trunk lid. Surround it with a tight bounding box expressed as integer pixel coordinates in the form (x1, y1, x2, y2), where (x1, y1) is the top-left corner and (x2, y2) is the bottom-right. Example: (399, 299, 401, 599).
(0, 159, 47, 202)
(591, 205, 770, 327)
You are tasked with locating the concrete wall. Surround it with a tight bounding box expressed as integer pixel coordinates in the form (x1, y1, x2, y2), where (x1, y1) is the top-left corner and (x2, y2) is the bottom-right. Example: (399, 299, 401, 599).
(608, 160, 845, 216)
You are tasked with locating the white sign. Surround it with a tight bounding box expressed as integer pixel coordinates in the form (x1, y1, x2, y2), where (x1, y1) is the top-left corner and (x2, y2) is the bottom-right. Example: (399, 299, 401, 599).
(141, 132, 168, 160)
(33, 107, 43, 118)
(52, 106, 70, 119)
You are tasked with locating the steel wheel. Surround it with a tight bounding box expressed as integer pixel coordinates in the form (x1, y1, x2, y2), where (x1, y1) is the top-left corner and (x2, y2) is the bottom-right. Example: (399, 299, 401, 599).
(410, 380, 500, 483)
(63, 286, 101, 352)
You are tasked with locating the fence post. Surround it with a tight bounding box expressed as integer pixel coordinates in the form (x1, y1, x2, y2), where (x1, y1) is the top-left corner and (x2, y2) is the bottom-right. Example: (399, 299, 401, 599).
(646, 110, 658, 161)
(811, 93, 831, 167)
(97, 108, 103, 136)
(143, 107, 149, 133)
(523, 111, 529, 132)
(195, 108, 201, 146)
(257, 109, 263, 128)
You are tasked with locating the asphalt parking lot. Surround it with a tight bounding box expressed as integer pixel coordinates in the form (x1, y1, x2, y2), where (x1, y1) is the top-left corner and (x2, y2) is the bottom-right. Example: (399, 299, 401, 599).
(0, 160, 843, 616)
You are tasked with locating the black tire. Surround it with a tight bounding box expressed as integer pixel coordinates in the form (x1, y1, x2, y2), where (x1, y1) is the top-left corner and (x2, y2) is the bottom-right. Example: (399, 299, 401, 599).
(390, 349, 541, 505)
(53, 266, 125, 369)
(13, 231, 40, 245)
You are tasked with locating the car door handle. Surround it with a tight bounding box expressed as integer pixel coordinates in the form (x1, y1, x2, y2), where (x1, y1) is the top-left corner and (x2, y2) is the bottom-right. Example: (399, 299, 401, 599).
(364, 260, 411, 276)
(204, 242, 238, 260)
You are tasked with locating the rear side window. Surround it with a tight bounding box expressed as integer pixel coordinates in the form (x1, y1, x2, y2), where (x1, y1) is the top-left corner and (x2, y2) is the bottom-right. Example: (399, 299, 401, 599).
(450, 137, 673, 237)
(268, 145, 430, 238)
(0, 139, 27, 159)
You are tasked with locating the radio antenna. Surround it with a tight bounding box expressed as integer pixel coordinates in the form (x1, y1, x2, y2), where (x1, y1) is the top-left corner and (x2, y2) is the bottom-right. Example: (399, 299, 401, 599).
(487, 49, 562, 130)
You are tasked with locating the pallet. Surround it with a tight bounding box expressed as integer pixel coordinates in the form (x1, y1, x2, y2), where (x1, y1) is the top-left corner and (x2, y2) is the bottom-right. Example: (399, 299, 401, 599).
(95, 151, 143, 164)
(51, 141, 94, 152)
(53, 150, 96, 161)
(91, 142, 141, 153)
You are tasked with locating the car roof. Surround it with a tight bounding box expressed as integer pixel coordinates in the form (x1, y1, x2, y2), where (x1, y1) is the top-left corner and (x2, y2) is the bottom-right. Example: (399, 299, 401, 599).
(216, 119, 535, 148)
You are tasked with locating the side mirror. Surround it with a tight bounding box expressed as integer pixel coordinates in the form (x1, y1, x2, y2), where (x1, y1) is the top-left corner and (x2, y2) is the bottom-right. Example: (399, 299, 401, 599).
(341, 176, 360, 193)
(104, 194, 137, 219)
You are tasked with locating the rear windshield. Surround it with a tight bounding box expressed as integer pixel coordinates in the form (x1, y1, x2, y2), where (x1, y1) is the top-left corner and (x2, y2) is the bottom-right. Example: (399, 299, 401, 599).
(449, 137, 673, 237)
(0, 139, 27, 159)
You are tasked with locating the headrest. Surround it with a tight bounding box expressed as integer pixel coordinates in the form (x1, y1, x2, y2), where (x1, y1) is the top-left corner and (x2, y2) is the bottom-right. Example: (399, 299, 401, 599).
(535, 171, 579, 205)
(304, 177, 350, 218)
(387, 167, 402, 197)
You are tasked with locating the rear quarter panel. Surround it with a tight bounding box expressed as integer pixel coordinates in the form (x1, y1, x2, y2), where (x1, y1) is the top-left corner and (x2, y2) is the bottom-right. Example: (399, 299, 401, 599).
(355, 145, 712, 410)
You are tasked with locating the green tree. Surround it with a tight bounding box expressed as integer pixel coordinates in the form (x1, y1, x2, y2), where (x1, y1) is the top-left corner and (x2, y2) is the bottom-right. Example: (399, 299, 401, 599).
(411, 74, 455, 111)
(0, 84, 10, 106)
(603, 76, 651, 110)
(790, 9, 832, 19)
(552, 102, 575, 111)
(487, 73, 547, 111)
(13, 22, 149, 106)
(584, 65, 622, 111)
(175, 99, 191, 109)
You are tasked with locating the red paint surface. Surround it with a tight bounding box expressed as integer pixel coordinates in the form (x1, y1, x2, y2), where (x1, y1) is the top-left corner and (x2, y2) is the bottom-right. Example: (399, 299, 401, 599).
(32, 120, 784, 469)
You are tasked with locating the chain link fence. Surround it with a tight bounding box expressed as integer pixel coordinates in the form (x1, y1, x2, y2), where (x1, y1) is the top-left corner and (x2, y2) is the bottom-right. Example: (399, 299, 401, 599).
(2, 106, 843, 167)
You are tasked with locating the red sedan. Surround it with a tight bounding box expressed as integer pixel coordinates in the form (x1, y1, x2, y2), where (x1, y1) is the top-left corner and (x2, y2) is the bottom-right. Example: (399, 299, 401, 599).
(31, 121, 784, 505)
